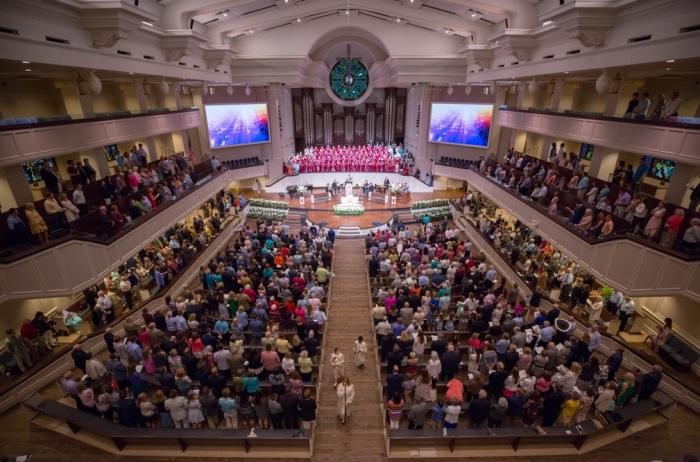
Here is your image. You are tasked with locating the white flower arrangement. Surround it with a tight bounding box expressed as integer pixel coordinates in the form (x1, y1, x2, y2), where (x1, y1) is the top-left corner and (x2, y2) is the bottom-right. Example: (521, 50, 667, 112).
(296, 185, 307, 194)
(249, 199, 289, 210)
(412, 199, 449, 210)
(333, 206, 365, 215)
(389, 183, 402, 194)
(247, 206, 288, 221)
(411, 206, 451, 220)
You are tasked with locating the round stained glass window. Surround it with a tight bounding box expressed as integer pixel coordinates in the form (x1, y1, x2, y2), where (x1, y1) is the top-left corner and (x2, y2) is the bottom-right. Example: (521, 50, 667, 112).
(330, 59, 369, 101)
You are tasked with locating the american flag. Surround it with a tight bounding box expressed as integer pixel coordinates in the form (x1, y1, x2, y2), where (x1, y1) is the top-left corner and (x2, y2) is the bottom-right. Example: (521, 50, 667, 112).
(188, 138, 196, 164)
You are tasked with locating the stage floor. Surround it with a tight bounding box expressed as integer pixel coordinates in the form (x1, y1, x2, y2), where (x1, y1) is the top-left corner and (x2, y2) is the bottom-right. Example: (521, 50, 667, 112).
(252, 189, 463, 230)
(256, 190, 463, 212)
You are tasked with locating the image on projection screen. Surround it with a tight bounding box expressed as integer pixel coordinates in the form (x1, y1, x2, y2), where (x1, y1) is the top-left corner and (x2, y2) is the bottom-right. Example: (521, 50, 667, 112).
(204, 103, 270, 148)
(428, 103, 493, 147)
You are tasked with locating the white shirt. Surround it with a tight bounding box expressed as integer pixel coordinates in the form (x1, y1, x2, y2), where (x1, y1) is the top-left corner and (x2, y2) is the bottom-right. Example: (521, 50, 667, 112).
(661, 97, 682, 117)
(73, 189, 86, 205)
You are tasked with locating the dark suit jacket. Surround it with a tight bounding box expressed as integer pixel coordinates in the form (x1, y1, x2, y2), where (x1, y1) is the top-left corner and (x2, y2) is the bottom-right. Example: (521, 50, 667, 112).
(386, 373, 403, 398)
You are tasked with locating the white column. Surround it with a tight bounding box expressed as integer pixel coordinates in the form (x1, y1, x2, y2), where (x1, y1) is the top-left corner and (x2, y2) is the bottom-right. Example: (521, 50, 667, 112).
(3, 165, 34, 206)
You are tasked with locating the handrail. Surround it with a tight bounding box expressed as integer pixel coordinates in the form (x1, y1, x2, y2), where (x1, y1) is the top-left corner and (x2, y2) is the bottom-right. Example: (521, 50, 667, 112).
(22, 392, 312, 456)
(461, 166, 699, 261)
(500, 107, 700, 130)
(0, 213, 243, 410)
(455, 208, 700, 400)
(0, 161, 217, 263)
(0, 108, 199, 132)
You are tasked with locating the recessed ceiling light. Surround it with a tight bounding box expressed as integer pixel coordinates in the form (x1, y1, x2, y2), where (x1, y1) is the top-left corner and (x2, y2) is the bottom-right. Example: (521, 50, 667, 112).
(129, 72, 134, 75)
(24, 69, 31, 72)
(297, 18, 301, 22)
(666, 59, 675, 63)
(182, 77, 186, 79)
(666, 68, 671, 70)
(22, 61, 30, 64)
(223, 12, 227, 17)
(472, 13, 476, 17)
(564, 71, 569, 74)
(142, 21, 154, 27)
(345, 10, 349, 14)
(396, 18, 400, 22)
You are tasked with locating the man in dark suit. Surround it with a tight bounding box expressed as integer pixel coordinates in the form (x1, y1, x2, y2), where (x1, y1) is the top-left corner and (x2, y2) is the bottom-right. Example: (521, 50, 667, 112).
(280, 386, 300, 429)
(487, 362, 509, 396)
(431, 334, 448, 358)
(39, 161, 59, 194)
(638, 365, 663, 401)
(98, 206, 114, 236)
(386, 365, 403, 398)
(385, 344, 403, 373)
(208, 367, 227, 398)
(440, 344, 461, 381)
(468, 390, 490, 428)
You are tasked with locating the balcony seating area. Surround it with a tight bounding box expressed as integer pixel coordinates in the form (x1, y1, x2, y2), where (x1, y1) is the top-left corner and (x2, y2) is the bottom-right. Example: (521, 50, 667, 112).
(658, 334, 700, 372)
(436, 157, 478, 169)
(0, 108, 188, 130)
(477, 157, 700, 259)
(0, 159, 215, 262)
(220, 157, 263, 170)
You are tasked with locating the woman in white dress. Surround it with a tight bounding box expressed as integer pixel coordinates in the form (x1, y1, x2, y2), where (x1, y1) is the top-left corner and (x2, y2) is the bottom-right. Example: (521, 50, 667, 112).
(336, 375, 355, 425)
(426, 351, 441, 381)
(331, 347, 345, 386)
(353, 336, 367, 369)
(59, 193, 80, 222)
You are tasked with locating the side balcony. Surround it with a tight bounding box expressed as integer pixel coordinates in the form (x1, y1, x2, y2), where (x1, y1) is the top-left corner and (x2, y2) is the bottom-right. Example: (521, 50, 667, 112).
(438, 164, 700, 302)
(0, 108, 200, 165)
(496, 108, 700, 166)
(0, 167, 249, 302)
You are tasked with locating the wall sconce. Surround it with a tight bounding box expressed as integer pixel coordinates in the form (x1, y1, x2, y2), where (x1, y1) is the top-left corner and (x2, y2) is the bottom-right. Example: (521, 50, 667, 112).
(595, 70, 610, 95)
(528, 78, 538, 94)
(159, 78, 169, 95)
(465, 84, 472, 95)
(245, 84, 251, 96)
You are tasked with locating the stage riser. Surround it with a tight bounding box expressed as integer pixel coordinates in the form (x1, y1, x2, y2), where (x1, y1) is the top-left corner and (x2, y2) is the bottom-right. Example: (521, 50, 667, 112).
(266, 173, 432, 194)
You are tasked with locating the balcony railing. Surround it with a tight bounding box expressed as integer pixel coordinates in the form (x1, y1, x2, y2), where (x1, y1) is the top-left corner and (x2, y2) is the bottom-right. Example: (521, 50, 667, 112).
(440, 165, 700, 300)
(496, 108, 700, 165)
(0, 167, 246, 302)
(0, 108, 201, 165)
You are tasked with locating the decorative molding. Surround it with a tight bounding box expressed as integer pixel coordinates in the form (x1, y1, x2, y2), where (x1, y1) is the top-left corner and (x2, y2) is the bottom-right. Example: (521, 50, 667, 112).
(80, 6, 154, 49)
(546, 6, 616, 48)
(88, 30, 124, 49)
(463, 46, 494, 70)
(490, 33, 538, 62)
(572, 30, 607, 48)
(202, 46, 237, 70)
(160, 32, 209, 62)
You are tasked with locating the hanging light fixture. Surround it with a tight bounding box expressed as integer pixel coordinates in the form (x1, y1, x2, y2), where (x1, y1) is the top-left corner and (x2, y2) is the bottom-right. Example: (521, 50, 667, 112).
(595, 70, 610, 95)
(86, 71, 102, 95)
(489, 81, 497, 95)
(201, 81, 208, 94)
(245, 84, 251, 96)
(528, 77, 538, 94)
(465, 84, 472, 95)
(159, 78, 169, 95)
(226, 85, 234, 96)
(447, 85, 453, 96)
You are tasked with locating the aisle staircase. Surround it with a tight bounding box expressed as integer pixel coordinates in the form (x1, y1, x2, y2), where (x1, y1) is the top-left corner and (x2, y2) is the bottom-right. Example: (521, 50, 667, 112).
(312, 240, 385, 460)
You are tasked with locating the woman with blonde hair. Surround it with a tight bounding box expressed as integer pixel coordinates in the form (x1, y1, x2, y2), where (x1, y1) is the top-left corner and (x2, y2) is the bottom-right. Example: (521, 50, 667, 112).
(136, 392, 158, 428)
(336, 375, 355, 425)
(59, 193, 80, 222)
(25, 203, 48, 244)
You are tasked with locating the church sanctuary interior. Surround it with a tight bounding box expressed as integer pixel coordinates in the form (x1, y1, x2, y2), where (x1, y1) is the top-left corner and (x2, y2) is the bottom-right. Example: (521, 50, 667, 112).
(1, 0, 700, 460)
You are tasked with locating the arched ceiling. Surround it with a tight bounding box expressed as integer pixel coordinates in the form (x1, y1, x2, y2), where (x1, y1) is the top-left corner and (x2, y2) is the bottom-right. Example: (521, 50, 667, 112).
(160, 0, 539, 45)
